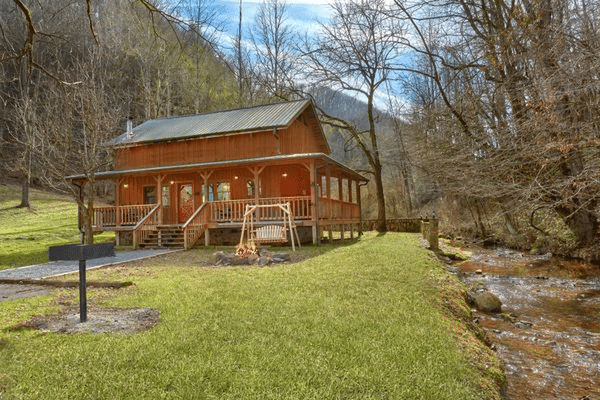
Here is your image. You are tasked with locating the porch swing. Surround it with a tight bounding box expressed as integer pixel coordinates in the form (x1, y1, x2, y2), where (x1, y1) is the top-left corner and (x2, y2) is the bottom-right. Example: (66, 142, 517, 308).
(238, 202, 301, 252)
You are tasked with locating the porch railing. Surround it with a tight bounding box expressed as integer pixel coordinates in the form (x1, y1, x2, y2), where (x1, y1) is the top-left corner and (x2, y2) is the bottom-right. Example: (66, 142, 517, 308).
(208, 196, 312, 223)
(132, 204, 160, 248)
(182, 203, 208, 250)
(92, 196, 360, 233)
(94, 204, 155, 228)
(319, 198, 360, 221)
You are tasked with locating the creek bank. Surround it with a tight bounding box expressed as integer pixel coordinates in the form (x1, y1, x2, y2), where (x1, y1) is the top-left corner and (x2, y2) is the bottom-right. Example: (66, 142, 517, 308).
(437, 241, 600, 400)
(446, 233, 600, 265)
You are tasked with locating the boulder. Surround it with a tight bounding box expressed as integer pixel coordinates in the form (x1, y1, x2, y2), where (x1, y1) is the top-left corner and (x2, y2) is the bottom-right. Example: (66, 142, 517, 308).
(211, 251, 230, 265)
(468, 290, 502, 313)
(272, 252, 291, 262)
(257, 256, 271, 266)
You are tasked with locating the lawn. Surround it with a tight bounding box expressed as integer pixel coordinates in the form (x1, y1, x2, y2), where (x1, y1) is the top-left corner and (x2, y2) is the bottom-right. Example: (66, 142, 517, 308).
(0, 232, 504, 399)
(0, 183, 111, 270)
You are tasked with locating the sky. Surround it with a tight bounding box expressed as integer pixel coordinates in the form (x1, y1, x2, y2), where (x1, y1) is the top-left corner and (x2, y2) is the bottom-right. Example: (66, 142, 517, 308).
(204, 0, 408, 112)
(210, 0, 331, 39)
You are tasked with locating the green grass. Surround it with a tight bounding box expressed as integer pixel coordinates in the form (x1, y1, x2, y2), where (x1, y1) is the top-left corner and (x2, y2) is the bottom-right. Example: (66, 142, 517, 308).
(0, 183, 111, 270)
(0, 233, 503, 399)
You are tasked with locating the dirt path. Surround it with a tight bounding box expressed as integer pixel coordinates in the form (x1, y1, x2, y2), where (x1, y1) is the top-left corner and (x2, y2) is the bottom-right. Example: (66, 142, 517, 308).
(0, 283, 50, 302)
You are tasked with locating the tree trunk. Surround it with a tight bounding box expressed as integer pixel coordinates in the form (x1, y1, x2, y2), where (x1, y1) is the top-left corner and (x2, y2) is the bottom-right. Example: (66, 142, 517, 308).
(80, 205, 94, 245)
(77, 182, 95, 245)
(373, 164, 387, 232)
(555, 206, 597, 246)
(367, 93, 386, 233)
(17, 177, 30, 209)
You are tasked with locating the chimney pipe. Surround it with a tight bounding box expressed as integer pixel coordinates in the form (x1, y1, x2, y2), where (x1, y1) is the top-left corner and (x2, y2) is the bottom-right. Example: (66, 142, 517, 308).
(126, 120, 133, 139)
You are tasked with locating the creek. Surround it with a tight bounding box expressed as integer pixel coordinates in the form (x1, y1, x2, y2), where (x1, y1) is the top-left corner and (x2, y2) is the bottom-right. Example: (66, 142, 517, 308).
(446, 245, 600, 400)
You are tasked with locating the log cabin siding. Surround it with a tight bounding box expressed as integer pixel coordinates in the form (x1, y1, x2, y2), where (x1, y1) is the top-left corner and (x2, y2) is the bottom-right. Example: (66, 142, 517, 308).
(115, 110, 325, 171)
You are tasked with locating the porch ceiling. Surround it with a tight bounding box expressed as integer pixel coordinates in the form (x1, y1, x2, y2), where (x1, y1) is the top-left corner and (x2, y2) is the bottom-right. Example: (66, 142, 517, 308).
(66, 153, 368, 182)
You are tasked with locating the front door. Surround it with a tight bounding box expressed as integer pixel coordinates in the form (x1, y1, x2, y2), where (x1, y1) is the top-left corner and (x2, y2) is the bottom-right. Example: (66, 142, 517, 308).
(178, 183, 194, 223)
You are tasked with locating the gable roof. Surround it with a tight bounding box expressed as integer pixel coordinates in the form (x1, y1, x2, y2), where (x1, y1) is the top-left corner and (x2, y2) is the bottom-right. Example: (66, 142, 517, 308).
(111, 99, 324, 147)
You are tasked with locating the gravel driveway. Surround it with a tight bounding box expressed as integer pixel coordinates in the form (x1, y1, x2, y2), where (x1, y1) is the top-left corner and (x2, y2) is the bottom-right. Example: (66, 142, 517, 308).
(0, 248, 180, 301)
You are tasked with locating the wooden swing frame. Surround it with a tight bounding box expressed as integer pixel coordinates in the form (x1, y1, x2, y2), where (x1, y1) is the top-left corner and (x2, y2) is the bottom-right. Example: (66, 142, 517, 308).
(239, 202, 301, 251)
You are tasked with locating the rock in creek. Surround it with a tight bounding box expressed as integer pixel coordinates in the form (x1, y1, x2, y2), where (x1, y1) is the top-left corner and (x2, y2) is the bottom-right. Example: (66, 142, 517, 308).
(467, 290, 503, 314)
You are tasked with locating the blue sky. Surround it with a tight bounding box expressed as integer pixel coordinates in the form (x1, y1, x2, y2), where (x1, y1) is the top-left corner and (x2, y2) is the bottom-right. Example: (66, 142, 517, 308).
(210, 0, 330, 40)
(204, 0, 408, 112)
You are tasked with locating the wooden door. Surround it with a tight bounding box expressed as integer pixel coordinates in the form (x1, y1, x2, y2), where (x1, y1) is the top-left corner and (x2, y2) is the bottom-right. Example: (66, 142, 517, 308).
(178, 183, 194, 223)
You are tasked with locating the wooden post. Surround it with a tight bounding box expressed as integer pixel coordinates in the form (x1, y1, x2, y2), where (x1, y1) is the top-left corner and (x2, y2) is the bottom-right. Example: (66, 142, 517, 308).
(326, 168, 331, 220)
(357, 183, 363, 235)
(248, 166, 265, 203)
(115, 178, 122, 228)
(200, 170, 214, 204)
(307, 160, 319, 245)
(348, 179, 353, 204)
(421, 219, 428, 239)
(429, 218, 439, 250)
(154, 175, 165, 246)
(338, 176, 343, 209)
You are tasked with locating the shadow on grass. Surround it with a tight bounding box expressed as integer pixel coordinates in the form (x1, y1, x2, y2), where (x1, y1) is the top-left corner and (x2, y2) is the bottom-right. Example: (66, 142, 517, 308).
(0, 249, 49, 271)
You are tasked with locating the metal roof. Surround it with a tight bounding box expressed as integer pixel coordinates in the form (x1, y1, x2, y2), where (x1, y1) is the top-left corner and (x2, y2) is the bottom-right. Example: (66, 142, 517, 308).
(112, 99, 313, 146)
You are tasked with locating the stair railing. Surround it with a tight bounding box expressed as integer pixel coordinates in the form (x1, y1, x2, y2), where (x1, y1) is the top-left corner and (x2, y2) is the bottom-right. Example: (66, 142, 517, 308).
(132, 204, 161, 249)
(182, 203, 208, 250)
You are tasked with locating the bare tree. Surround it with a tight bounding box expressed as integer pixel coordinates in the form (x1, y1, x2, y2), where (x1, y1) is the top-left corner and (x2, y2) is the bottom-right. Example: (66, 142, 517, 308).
(396, 0, 600, 252)
(39, 49, 124, 244)
(300, 0, 406, 232)
(250, 0, 297, 100)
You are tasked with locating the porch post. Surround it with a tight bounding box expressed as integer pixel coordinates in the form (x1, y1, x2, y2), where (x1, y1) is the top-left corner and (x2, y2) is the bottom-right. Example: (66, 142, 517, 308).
(115, 178, 122, 228)
(338, 175, 344, 227)
(308, 159, 319, 245)
(200, 170, 214, 204)
(248, 166, 265, 203)
(357, 183, 363, 235)
(348, 179, 353, 204)
(155, 175, 165, 247)
(155, 175, 165, 225)
(326, 169, 332, 241)
(114, 179, 121, 246)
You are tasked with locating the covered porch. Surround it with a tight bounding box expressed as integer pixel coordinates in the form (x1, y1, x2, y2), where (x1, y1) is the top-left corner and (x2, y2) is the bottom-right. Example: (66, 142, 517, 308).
(75, 154, 366, 249)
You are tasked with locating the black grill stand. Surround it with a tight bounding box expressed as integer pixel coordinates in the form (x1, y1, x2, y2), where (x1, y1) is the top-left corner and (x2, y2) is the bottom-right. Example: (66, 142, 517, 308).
(48, 243, 115, 323)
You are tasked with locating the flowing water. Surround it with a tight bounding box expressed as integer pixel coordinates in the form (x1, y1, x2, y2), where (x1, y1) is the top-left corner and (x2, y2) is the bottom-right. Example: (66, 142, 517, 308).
(448, 246, 600, 400)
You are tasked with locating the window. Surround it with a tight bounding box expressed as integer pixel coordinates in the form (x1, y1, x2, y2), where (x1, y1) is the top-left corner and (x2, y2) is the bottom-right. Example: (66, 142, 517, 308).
(143, 186, 157, 204)
(247, 180, 255, 197)
(330, 177, 339, 200)
(342, 179, 349, 202)
(202, 184, 215, 202)
(216, 182, 231, 201)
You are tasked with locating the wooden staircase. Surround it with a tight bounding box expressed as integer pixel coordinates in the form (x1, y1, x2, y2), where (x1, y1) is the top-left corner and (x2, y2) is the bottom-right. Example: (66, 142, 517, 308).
(138, 226, 185, 248)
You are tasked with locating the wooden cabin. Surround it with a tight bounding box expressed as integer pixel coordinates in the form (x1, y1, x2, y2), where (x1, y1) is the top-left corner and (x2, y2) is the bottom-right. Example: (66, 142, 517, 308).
(69, 100, 367, 249)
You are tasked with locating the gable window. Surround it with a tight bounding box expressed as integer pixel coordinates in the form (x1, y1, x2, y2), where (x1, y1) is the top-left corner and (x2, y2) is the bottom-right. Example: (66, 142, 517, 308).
(143, 186, 157, 204)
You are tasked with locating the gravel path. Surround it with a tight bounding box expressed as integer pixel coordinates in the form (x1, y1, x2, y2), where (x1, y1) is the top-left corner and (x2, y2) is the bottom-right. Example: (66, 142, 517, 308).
(0, 248, 180, 280)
